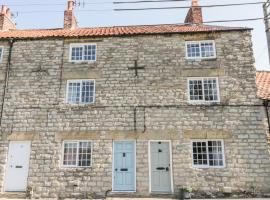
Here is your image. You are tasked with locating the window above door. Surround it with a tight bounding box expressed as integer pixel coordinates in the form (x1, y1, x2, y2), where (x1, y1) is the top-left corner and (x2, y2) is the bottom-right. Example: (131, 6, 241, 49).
(69, 43, 96, 62)
(66, 80, 95, 104)
(186, 40, 216, 60)
(188, 77, 220, 104)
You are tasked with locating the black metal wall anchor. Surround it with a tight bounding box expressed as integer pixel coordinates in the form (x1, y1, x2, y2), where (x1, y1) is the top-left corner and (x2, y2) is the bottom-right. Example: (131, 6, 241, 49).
(128, 60, 145, 77)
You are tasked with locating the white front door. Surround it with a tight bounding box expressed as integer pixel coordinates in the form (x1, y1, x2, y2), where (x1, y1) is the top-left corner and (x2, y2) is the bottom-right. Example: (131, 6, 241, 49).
(5, 141, 31, 192)
(150, 141, 172, 193)
(113, 141, 136, 192)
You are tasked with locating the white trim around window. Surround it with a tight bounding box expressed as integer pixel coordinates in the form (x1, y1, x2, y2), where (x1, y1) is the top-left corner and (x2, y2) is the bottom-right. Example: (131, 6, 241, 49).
(187, 77, 220, 104)
(191, 139, 226, 169)
(66, 79, 96, 104)
(61, 140, 93, 168)
(69, 43, 97, 62)
(185, 40, 216, 60)
(0, 46, 3, 63)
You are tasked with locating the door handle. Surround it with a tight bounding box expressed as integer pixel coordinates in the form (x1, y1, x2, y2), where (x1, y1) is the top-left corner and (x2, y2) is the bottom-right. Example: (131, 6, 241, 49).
(15, 166, 23, 169)
(120, 168, 128, 171)
(115, 168, 118, 171)
(156, 167, 165, 170)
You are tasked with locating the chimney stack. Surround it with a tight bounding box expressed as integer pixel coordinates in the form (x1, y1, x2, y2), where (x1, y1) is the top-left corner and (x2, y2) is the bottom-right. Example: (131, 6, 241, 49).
(0, 5, 16, 31)
(64, 0, 77, 30)
(184, 0, 203, 24)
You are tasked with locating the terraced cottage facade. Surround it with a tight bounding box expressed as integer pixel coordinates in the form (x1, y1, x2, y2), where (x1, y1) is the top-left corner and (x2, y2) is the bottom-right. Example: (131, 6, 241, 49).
(0, 0, 270, 198)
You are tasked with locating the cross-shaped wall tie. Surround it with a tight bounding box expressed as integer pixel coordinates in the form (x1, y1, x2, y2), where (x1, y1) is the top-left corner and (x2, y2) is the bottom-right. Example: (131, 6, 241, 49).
(128, 60, 145, 77)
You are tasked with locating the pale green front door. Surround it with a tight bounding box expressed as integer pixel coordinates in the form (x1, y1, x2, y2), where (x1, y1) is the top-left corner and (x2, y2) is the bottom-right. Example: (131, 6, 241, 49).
(150, 141, 171, 193)
(113, 141, 135, 191)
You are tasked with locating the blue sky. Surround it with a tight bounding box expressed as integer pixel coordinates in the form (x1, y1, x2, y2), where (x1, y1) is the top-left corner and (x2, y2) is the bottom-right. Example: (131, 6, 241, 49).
(2, 0, 270, 71)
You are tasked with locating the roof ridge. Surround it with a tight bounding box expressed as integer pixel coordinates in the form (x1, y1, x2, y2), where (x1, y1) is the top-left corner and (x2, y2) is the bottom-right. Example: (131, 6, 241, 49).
(0, 24, 251, 39)
(5, 23, 248, 32)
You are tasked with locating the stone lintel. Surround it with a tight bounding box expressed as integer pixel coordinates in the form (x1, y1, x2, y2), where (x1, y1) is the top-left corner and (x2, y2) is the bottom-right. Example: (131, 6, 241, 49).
(65, 38, 103, 43)
(56, 130, 180, 140)
(7, 132, 39, 141)
(62, 69, 102, 80)
(181, 68, 225, 77)
(183, 32, 221, 41)
(183, 129, 232, 139)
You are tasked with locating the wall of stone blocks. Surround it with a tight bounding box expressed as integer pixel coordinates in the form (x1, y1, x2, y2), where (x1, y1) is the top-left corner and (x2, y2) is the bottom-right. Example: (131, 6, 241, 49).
(0, 30, 269, 198)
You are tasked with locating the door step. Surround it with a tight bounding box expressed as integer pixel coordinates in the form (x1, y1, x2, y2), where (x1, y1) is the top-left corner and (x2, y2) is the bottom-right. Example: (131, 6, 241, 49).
(0, 192, 26, 199)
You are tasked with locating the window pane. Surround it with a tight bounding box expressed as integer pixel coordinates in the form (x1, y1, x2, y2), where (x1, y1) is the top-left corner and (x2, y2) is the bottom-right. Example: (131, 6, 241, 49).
(192, 141, 208, 166)
(63, 142, 77, 166)
(71, 47, 83, 61)
(203, 78, 218, 102)
(81, 81, 95, 103)
(201, 42, 215, 58)
(78, 142, 92, 166)
(68, 82, 81, 103)
(208, 141, 224, 167)
(189, 80, 203, 101)
(187, 43, 200, 58)
(84, 45, 96, 61)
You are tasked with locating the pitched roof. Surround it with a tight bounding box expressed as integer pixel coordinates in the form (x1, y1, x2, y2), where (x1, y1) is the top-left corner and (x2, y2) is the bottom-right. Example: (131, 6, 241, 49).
(0, 24, 250, 39)
(256, 71, 270, 100)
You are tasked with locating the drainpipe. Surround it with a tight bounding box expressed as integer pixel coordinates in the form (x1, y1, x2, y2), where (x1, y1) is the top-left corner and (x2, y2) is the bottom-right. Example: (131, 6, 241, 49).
(263, 100, 270, 134)
(0, 38, 15, 126)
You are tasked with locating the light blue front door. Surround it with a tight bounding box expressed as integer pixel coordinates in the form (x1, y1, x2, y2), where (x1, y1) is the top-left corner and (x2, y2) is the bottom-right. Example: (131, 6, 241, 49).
(113, 141, 135, 191)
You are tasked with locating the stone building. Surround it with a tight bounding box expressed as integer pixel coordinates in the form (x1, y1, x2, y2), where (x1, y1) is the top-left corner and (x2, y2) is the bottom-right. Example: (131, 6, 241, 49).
(0, 0, 270, 198)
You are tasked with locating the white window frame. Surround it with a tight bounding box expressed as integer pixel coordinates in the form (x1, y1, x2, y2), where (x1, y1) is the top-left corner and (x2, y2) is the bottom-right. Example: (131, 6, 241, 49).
(0, 46, 3, 63)
(61, 140, 93, 168)
(185, 40, 216, 60)
(69, 43, 97, 62)
(191, 139, 226, 169)
(187, 77, 220, 104)
(66, 79, 96, 104)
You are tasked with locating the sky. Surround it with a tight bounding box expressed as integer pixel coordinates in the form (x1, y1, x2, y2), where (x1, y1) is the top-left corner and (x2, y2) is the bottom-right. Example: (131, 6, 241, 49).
(2, 0, 270, 71)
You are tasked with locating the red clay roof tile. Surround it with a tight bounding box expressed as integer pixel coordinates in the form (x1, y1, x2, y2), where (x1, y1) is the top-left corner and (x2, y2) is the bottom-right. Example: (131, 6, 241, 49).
(256, 71, 270, 100)
(0, 24, 249, 39)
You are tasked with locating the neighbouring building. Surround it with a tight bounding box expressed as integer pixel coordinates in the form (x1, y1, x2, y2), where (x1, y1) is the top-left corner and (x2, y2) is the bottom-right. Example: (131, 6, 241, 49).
(0, 0, 270, 198)
(256, 71, 270, 140)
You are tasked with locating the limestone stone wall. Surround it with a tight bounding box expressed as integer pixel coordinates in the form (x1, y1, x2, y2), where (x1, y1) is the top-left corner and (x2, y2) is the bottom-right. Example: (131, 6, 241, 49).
(0, 30, 269, 198)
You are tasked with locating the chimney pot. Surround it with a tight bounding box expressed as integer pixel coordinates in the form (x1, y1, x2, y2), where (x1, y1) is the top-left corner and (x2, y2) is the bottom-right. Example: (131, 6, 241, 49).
(1, 5, 7, 15)
(0, 5, 16, 31)
(184, 0, 203, 24)
(192, 0, 199, 6)
(63, 0, 78, 29)
(67, 0, 75, 11)
(6, 8, 11, 18)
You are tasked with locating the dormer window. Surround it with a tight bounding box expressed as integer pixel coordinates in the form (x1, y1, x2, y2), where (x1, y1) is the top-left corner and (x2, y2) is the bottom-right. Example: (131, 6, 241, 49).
(186, 40, 216, 60)
(0, 47, 3, 62)
(69, 44, 96, 62)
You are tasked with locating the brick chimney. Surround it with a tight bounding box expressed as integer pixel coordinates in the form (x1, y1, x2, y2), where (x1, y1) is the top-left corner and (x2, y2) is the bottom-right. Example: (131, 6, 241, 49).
(184, 0, 203, 24)
(64, 0, 77, 29)
(0, 5, 16, 31)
